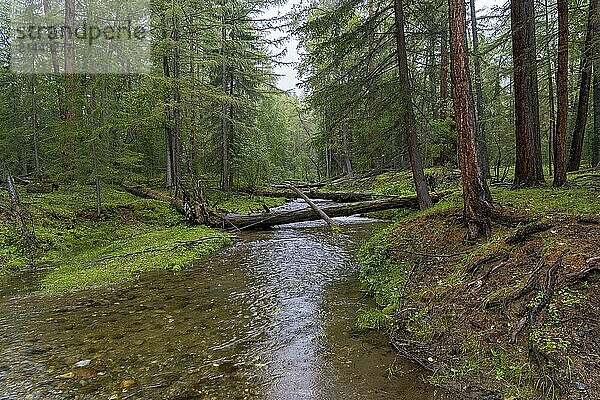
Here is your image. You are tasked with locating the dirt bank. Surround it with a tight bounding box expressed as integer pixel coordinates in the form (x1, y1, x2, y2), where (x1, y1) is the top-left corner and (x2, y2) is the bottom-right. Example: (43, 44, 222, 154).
(359, 187, 600, 399)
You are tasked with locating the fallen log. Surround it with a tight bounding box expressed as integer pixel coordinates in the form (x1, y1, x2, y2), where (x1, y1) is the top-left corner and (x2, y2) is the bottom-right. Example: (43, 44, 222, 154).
(288, 184, 337, 228)
(223, 195, 437, 230)
(245, 189, 394, 203)
(120, 182, 448, 230)
(121, 182, 184, 213)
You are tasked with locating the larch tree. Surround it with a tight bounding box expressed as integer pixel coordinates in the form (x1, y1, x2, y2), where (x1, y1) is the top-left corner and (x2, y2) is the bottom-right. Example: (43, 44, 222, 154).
(595, 0, 600, 167)
(439, 16, 449, 121)
(511, 0, 544, 187)
(469, 0, 490, 179)
(449, 0, 492, 240)
(393, 0, 433, 210)
(554, 0, 568, 186)
(568, 0, 599, 172)
(569, 0, 599, 172)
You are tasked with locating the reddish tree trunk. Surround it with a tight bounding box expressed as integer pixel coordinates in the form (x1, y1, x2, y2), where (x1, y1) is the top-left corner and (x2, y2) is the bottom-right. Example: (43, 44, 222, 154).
(449, 0, 492, 240)
(511, 0, 545, 187)
(393, 0, 433, 210)
(469, 0, 490, 179)
(554, 0, 569, 186)
(568, 0, 599, 171)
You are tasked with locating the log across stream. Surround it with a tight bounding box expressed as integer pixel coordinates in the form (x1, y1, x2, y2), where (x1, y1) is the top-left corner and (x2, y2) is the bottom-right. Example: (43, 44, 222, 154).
(223, 196, 431, 230)
(120, 182, 447, 230)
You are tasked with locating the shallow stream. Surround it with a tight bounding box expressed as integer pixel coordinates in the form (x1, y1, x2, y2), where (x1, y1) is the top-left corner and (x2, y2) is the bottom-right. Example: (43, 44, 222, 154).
(0, 211, 442, 399)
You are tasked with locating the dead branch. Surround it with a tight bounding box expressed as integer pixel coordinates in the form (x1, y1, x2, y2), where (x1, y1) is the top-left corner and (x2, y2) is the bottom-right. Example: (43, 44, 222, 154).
(288, 184, 337, 228)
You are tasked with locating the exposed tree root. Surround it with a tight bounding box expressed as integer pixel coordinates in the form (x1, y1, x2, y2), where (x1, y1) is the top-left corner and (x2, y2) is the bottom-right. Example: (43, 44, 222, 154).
(506, 223, 553, 245)
(468, 252, 509, 275)
(562, 257, 600, 285)
(510, 257, 562, 344)
(486, 258, 545, 309)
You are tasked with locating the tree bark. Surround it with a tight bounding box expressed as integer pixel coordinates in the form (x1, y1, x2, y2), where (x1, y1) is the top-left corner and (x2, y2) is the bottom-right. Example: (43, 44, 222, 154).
(440, 17, 449, 121)
(593, 0, 600, 167)
(544, 0, 555, 177)
(554, 0, 569, 186)
(568, 0, 599, 171)
(393, 0, 433, 210)
(221, 12, 231, 192)
(449, 0, 493, 240)
(469, 0, 490, 179)
(511, 0, 545, 187)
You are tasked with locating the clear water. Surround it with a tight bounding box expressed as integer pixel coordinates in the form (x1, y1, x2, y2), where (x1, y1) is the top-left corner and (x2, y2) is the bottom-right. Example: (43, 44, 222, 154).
(0, 216, 442, 399)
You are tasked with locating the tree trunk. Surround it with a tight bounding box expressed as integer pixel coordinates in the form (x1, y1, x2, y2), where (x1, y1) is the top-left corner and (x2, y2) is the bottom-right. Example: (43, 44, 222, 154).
(469, 0, 490, 179)
(393, 0, 433, 210)
(341, 123, 353, 177)
(511, 0, 545, 187)
(568, 0, 599, 172)
(594, 64, 600, 167)
(30, 74, 41, 178)
(163, 53, 174, 188)
(554, 0, 569, 186)
(288, 185, 337, 228)
(6, 173, 36, 266)
(63, 0, 75, 119)
(544, 0, 555, 177)
(42, 0, 60, 74)
(223, 196, 440, 231)
(172, 13, 182, 194)
(92, 140, 102, 217)
(440, 17, 449, 121)
(593, 0, 600, 167)
(449, 0, 492, 240)
(221, 19, 230, 192)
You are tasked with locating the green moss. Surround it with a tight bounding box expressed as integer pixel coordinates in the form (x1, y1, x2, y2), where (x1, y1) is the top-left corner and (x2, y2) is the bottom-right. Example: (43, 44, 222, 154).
(1, 185, 234, 292)
(358, 226, 415, 312)
(41, 225, 231, 292)
(492, 186, 600, 218)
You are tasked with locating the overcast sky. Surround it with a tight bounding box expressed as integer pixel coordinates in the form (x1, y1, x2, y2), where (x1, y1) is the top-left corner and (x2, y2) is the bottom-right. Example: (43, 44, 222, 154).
(269, 0, 506, 94)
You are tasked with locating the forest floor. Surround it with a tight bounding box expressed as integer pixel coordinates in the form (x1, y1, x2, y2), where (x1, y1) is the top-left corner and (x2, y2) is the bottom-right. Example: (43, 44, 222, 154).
(356, 169, 600, 400)
(0, 184, 286, 292)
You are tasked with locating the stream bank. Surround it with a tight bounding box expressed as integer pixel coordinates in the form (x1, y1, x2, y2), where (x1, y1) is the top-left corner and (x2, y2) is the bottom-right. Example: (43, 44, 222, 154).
(358, 185, 600, 399)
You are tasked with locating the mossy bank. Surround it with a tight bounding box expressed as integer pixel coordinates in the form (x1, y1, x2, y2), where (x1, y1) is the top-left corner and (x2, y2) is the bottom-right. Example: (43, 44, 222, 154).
(0, 184, 285, 293)
(358, 178, 600, 399)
